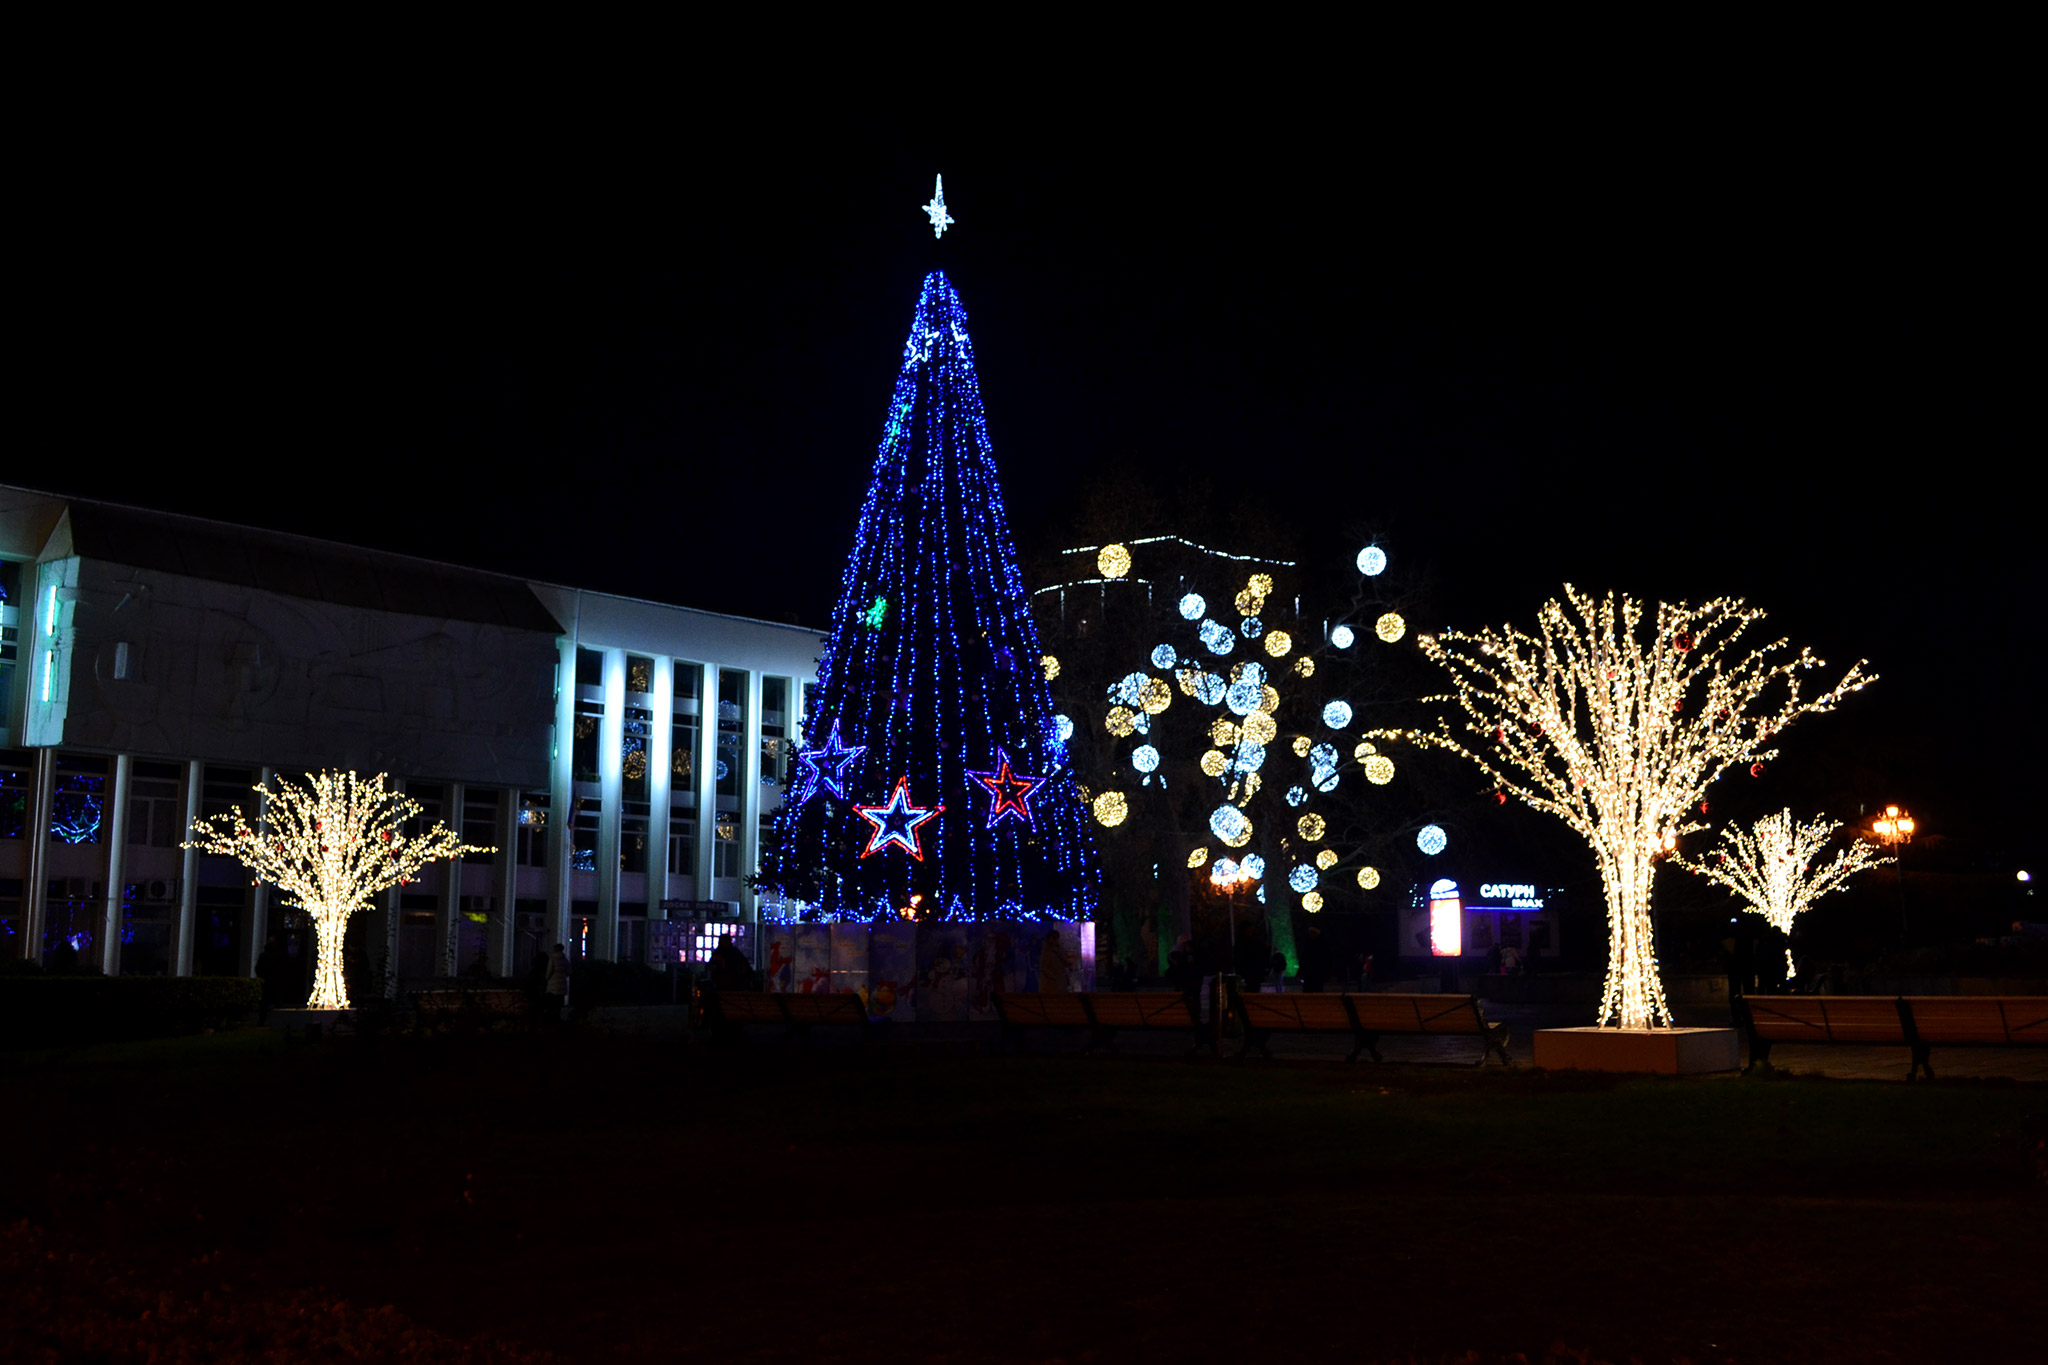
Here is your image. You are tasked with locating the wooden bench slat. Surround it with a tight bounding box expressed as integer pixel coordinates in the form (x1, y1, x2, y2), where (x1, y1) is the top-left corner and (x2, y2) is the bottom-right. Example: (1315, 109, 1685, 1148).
(994, 993, 1092, 1027)
(1078, 993, 1192, 1028)
(1236, 993, 1352, 1030)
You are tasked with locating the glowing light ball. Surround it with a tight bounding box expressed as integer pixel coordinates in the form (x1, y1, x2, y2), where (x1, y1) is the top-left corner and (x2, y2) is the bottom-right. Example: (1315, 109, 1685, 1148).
(1132, 745, 1160, 774)
(1226, 677, 1263, 716)
(1233, 661, 1267, 684)
(1199, 620, 1236, 655)
(1322, 700, 1353, 730)
(1210, 719, 1239, 747)
(1298, 813, 1326, 840)
(1312, 766, 1339, 794)
(1139, 678, 1172, 715)
(1291, 736, 1312, 757)
(1302, 891, 1324, 912)
(1249, 573, 1274, 596)
(1241, 854, 1266, 880)
(1416, 824, 1448, 855)
(1187, 847, 1209, 869)
(1260, 685, 1280, 714)
(1210, 858, 1239, 886)
(1110, 671, 1149, 705)
(1376, 612, 1406, 643)
(1310, 742, 1339, 771)
(1235, 587, 1263, 616)
(1241, 711, 1277, 745)
(1106, 707, 1137, 737)
(1200, 749, 1229, 777)
(1364, 755, 1395, 785)
(1222, 822, 1253, 848)
(1264, 631, 1292, 658)
(1192, 672, 1226, 705)
(1357, 546, 1387, 577)
(1293, 656, 1315, 677)
(1241, 773, 1263, 799)
(1097, 543, 1132, 579)
(1151, 644, 1178, 669)
(1179, 592, 1206, 620)
(1041, 655, 1059, 682)
(1285, 784, 1308, 807)
(1330, 624, 1356, 649)
(1209, 803, 1250, 844)
(1093, 792, 1129, 827)
(1230, 741, 1267, 774)
(1288, 864, 1319, 892)
(1052, 714, 1074, 743)
(1357, 866, 1381, 890)
(1354, 741, 1376, 762)
(1316, 849, 1339, 871)
(1240, 616, 1264, 640)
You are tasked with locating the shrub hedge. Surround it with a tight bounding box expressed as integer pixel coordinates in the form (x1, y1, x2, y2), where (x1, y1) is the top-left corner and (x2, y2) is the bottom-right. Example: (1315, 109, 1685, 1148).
(0, 976, 262, 1049)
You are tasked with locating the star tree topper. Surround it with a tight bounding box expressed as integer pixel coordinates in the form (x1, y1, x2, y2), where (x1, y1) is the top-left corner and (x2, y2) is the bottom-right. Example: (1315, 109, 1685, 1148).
(922, 174, 954, 238)
(797, 718, 866, 801)
(856, 777, 944, 859)
(966, 748, 1044, 830)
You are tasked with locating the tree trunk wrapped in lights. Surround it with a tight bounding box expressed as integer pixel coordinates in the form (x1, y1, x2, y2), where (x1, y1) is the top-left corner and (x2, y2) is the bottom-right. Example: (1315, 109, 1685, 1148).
(1369, 586, 1872, 1030)
(1674, 809, 1892, 978)
(183, 770, 491, 1010)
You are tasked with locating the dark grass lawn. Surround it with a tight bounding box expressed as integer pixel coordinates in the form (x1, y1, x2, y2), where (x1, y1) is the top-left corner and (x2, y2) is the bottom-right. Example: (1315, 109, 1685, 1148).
(5, 1028, 2044, 1363)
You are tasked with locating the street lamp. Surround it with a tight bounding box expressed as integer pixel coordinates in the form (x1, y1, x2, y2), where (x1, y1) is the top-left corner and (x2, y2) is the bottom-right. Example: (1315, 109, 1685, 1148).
(1872, 805, 1915, 943)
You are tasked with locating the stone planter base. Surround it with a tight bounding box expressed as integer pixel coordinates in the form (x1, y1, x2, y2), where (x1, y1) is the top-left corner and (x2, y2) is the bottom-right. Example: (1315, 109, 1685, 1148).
(266, 1008, 354, 1036)
(1534, 1026, 1740, 1075)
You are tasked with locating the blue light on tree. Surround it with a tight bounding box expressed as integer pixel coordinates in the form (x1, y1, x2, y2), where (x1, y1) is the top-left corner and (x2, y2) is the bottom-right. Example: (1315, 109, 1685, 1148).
(1357, 546, 1388, 577)
(1131, 745, 1160, 774)
(1179, 593, 1207, 620)
(1330, 625, 1355, 648)
(1150, 644, 1178, 669)
(756, 271, 1101, 922)
(1199, 620, 1235, 655)
(1288, 864, 1319, 892)
(1322, 701, 1353, 729)
(1209, 803, 1250, 843)
(1417, 824, 1448, 855)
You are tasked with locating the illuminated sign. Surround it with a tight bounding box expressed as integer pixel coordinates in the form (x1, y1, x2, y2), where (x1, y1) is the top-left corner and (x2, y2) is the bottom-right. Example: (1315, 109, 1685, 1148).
(1429, 879, 1462, 957)
(1478, 882, 1546, 909)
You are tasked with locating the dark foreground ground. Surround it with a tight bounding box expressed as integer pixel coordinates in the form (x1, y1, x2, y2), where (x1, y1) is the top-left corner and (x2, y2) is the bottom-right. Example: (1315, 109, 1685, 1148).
(5, 1024, 2044, 1364)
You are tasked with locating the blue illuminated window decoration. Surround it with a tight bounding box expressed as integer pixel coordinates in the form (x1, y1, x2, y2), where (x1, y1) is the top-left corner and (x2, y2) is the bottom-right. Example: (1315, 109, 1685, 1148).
(1285, 785, 1308, 807)
(1150, 644, 1178, 669)
(965, 749, 1044, 831)
(715, 759, 730, 781)
(1192, 673, 1226, 706)
(1357, 546, 1388, 577)
(50, 790, 103, 844)
(1330, 624, 1356, 649)
(1240, 616, 1263, 639)
(1199, 620, 1235, 655)
(796, 718, 867, 802)
(1179, 592, 1207, 621)
(1417, 824, 1448, 856)
(1131, 745, 1160, 774)
(1322, 701, 1353, 729)
(856, 777, 944, 860)
(1231, 740, 1266, 773)
(1209, 803, 1249, 843)
(1288, 863, 1319, 892)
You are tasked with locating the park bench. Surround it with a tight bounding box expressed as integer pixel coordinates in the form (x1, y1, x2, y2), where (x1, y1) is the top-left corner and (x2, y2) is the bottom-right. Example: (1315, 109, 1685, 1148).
(707, 989, 873, 1043)
(411, 988, 531, 1031)
(1740, 995, 2048, 1080)
(991, 991, 1203, 1052)
(1232, 984, 1511, 1065)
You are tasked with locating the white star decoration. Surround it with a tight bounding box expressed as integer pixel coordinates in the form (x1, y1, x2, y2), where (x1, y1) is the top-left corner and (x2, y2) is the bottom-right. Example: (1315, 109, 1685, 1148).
(922, 174, 954, 238)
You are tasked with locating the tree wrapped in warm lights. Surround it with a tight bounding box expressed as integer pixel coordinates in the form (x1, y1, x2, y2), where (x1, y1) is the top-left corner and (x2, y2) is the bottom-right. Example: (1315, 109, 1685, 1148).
(1371, 586, 1872, 1030)
(1675, 809, 1892, 978)
(184, 770, 490, 1010)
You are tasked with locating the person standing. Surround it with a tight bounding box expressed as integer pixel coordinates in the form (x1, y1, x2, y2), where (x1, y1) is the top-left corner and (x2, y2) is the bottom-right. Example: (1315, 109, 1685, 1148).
(544, 943, 570, 1023)
(708, 934, 754, 992)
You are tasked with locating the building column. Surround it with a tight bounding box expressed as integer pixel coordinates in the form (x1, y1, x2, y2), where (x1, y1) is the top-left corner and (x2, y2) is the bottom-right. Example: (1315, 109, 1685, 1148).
(98, 753, 132, 975)
(494, 786, 518, 978)
(596, 648, 625, 961)
(173, 759, 201, 976)
(738, 669, 762, 924)
(442, 781, 465, 978)
(20, 747, 56, 961)
(547, 637, 575, 955)
(696, 667, 718, 911)
(648, 657, 674, 916)
(245, 767, 273, 978)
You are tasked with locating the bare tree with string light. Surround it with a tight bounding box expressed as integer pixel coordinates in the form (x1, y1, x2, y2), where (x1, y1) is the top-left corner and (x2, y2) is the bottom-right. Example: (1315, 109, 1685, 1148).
(1674, 809, 1892, 980)
(1369, 585, 1872, 1030)
(184, 770, 490, 1010)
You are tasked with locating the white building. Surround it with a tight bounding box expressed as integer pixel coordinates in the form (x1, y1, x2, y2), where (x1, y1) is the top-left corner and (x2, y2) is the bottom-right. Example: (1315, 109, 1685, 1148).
(0, 484, 821, 992)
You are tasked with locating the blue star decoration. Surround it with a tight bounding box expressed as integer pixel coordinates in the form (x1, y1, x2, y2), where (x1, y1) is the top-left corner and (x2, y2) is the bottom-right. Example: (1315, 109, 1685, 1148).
(797, 719, 866, 802)
(856, 777, 944, 860)
(965, 749, 1044, 831)
(922, 174, 954, 239)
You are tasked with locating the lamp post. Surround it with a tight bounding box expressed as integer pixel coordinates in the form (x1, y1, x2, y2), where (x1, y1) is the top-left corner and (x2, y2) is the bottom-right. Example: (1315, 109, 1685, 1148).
(1872, 805, 1915, 944)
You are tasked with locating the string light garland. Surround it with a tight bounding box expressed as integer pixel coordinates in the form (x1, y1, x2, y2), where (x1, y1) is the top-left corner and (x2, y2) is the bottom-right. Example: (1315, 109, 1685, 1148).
(183, 770, 490, 1010)
(1674, 809, 1892, 977)
(757, 272, 1100, 922)
(1368, 584, 1873, 1029)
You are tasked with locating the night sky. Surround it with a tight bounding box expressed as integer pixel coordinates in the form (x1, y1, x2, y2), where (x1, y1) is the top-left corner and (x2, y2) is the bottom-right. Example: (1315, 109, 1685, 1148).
(27, 81, 2039, 864)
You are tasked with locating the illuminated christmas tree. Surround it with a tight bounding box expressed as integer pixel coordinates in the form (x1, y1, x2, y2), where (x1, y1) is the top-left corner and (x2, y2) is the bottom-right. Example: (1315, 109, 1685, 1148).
(184, 770, 489, 1009)
(758, 271, 1100, 922)
(1675, 809, 1892, 977)
(1371, 587, 1872, 1030)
